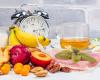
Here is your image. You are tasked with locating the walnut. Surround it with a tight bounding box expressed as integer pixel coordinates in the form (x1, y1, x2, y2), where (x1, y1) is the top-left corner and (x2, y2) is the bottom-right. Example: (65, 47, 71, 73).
(46, 60, 55, 70)
(60, 67, 71, 73)
(49, 64, 60, 73)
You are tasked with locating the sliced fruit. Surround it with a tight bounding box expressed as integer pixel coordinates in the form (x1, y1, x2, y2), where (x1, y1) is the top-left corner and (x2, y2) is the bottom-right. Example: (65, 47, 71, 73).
(3, 48, 10, 62)
(0, 47, 10, 66)
(31, 51, 52, 68)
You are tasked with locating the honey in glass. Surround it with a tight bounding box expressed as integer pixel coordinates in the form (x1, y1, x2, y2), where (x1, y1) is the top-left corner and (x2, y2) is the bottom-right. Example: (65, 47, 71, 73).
(60, 37, 89, 50)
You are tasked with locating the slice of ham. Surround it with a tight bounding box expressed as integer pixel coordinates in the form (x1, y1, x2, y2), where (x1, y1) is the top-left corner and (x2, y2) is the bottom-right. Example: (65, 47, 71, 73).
(90, 53, 100, 62)
(47, 49, 99, 71)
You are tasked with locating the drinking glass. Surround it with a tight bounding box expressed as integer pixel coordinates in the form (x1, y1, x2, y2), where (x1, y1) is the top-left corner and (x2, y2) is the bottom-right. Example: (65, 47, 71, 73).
(56, 22, 90, 50)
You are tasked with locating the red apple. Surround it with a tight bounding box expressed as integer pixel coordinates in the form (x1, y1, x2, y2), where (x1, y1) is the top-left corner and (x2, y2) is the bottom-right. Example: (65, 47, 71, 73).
(30, 51, 52, 68)
(10, 45, 31, 65)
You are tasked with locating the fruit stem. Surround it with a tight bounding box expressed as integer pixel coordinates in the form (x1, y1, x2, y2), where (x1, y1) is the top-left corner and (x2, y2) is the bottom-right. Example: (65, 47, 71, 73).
(9, 25, 18, 31)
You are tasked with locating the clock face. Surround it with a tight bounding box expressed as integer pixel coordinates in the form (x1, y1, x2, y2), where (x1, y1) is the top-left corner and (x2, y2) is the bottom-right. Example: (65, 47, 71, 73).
(20, 16, 49, 37)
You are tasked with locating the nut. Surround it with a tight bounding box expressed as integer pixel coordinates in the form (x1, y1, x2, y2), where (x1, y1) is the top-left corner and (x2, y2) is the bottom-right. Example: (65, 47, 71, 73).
(49, 64, 60, 73)
(31, 67, 44, 73)
(46, 60, 61, 73)
(60, 67, 71, 73)
(46, 60, 55, 70)
(35, 70, 48, 77)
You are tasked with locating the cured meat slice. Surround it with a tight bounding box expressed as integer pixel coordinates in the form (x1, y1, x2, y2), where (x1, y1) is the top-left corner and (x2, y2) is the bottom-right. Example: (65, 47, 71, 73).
(47, 49, 98, 71)
(90, 53, 100, 62)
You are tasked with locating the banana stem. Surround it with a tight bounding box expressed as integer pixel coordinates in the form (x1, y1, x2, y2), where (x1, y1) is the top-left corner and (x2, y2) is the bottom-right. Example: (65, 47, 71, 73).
(9, 25, 16, 31)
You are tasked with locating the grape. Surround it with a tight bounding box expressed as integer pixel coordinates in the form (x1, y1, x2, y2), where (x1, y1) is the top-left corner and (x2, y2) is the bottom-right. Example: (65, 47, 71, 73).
(72, 53, 81, 63)
(55, 50, 72, 60)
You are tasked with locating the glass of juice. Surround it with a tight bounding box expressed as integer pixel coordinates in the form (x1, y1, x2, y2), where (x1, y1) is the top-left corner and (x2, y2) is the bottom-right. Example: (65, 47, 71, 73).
(56, 22, 90, 50)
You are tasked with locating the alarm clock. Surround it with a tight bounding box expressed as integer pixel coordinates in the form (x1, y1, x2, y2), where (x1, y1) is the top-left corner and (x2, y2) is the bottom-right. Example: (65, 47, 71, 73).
(11, 10, 49, 37)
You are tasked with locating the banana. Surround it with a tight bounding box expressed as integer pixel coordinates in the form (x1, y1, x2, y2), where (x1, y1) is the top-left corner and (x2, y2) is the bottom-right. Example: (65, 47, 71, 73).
(38, 36, 51, 47)
(9, 28, 20, 46)
(41, 38, 51, 47)
(13, 26, 38, 47)
(38, 36, 45, 43)
(11, 25, 51, 47)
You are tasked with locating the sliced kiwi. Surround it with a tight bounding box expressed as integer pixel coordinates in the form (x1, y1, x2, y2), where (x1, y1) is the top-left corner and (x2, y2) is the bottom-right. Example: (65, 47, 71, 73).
(79, 53, 97, 63)
(55, 50, 72, 60)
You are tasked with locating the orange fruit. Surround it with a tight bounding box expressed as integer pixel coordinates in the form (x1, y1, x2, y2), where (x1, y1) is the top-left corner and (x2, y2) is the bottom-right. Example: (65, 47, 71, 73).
(20, 68, 29, 76)
(20, 65, 30, 76)
(1, 63, 10, 75)
(14, 63, 23, 74)
(23, 65, 30, 70)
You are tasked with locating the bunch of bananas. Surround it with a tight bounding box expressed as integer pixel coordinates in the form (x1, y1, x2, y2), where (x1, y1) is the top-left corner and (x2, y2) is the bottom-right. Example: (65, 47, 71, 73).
(8, 25, 51, 47)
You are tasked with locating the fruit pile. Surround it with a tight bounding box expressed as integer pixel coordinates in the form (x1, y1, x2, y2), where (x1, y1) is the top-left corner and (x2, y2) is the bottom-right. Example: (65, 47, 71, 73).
(0, 25, 52, 77)
(0, 44, 72, 76)
(9, 25, 51, 47)
(0, 45, 52, 77)
(0, 25, 75, 77)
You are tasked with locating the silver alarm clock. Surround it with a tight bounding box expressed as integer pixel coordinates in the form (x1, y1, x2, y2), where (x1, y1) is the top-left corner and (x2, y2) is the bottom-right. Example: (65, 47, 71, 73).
(11, 10, 49, 37)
